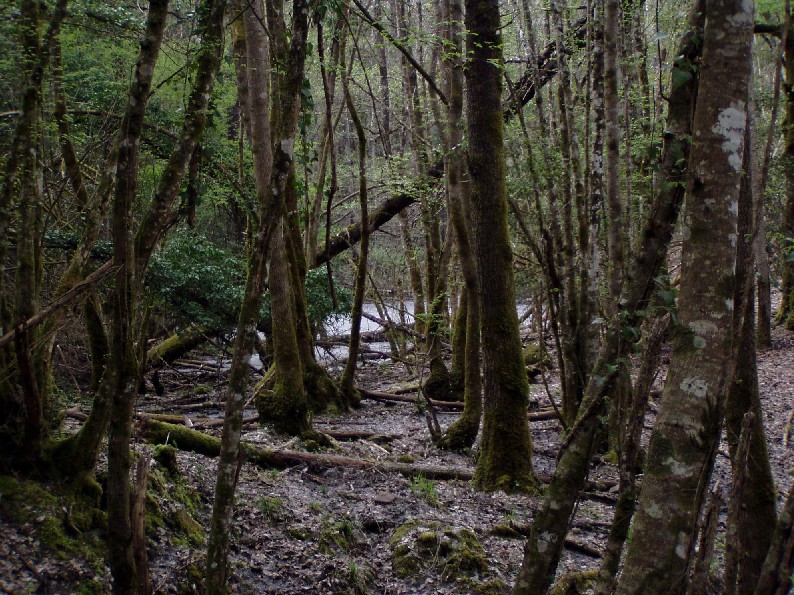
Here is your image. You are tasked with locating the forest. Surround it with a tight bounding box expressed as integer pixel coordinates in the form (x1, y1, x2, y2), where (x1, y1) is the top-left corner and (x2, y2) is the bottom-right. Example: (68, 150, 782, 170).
(0, 0, 793, 592)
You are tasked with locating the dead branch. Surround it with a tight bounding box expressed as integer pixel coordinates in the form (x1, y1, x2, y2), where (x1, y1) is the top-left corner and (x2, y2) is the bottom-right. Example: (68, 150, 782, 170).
(139, 419, 473, 481)
(359, 387, 464, 410)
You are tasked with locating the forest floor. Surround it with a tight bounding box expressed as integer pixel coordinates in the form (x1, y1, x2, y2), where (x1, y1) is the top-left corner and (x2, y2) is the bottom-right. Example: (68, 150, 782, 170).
(1, 314, 793, 594)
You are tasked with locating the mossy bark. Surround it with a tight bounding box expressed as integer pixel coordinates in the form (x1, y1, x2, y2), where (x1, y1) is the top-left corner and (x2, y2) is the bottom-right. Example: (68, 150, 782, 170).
(257, 227, 309, 435)
(615, 1, 753, 591)
(448, 292, 467, 402)
(465, 0, 537, 493)
(436, 0, 481, 451)
(146, 326, 215, 369)
(754, 481, 794, 595)
(105, 2, 169, 591)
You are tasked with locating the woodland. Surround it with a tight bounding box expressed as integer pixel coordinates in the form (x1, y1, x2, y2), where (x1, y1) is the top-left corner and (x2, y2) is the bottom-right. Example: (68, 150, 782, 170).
(0, 0, 793, 593)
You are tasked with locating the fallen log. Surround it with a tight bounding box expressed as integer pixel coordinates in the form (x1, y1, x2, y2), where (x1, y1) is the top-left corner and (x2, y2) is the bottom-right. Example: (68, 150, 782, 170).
(359, 388, 464, 410)
(138, 419, 472, 481)
(490, 521, 602, 558)
(146, 326, 218, 369)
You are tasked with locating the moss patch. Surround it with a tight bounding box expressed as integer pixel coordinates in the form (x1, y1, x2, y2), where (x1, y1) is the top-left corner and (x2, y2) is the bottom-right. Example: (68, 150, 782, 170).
(0, 474, 107, 574)
(389, 520, 489, 585)
(146, 468, 205, 548)
(152, 444, 179, 476)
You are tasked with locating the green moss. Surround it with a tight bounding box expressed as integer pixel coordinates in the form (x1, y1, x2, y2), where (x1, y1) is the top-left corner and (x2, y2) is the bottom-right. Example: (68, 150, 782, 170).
(152, 444, 179, 476)
(177, 560, 206, 595)
(255, 384, 310, 435)
(410, 475, 441, 508)
(0, 474, 107, 575)
(523, 343, 551, 367)
(143, 420, 221, 457)
(287, 526, 312, 540)
(147, 467, 205, 547)
(424, 357, 452, 402)
(397, 454, 416, 464)
(549, 569, 599, 595)
(389, 520, 490, 584)
(76, 578, 108, 595)
(603, 450, 619, 465)
(145, 492, 166, 533)
(172, 506, 204, 547)
(257, 495, 289, 523)
(318, 514, 360, 554)
(193, 384, 212, 395)
(469, 578, 509, 594)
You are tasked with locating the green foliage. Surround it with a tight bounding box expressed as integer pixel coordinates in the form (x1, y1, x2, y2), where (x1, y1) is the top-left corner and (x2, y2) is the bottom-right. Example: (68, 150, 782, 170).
(147, 228, 350, 333)
(410, 474, 440, 508)
(257, 495, 287, 523)
(148, 228, 246, 328)
(318, 513, 360, 553)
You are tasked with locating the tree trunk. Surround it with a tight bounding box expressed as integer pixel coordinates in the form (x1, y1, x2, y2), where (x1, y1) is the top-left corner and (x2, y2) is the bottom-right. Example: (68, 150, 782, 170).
(778, 23, 794, 329)
(207, 0, 310, 587)
(615, 0, 753, 591)
(106, 3, 169, 591)
(512, 4, 704, 590)
(338, 58, 370, 409)
(722, 109, 777, 595)
(465, 0, 538, 493)
(206, 1, 275, 589)
(436, 0, 481, 450)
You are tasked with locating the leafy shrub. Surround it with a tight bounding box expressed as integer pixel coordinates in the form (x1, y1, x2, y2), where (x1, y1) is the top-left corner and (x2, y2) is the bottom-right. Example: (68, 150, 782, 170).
(148, 228, 351, 334)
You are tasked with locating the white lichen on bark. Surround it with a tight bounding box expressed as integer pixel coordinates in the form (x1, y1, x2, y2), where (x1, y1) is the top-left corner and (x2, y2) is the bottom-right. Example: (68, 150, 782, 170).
(711, 103, 746, 172)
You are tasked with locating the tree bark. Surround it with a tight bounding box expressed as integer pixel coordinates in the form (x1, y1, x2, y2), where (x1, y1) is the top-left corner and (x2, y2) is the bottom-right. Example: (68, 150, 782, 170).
(778, 20, 794, 329)
(206, 1, 275, 590)
(436, 0, 481, 450)
(615, 0, 753, 591)
(723, 109, 777, 595)
(106, 3, 169, 591)
(338, 56, 370, 408)
(465, 0, 538, 493)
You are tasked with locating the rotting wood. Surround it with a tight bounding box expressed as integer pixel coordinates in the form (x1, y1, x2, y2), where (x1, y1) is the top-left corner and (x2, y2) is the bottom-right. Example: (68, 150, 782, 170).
(137, 419, 625, 495)
(493, 520, 603, 558)
(139, 419, 473, 481)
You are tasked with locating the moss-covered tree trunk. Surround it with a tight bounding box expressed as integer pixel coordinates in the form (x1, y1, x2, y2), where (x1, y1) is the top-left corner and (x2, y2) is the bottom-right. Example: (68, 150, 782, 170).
(12, 0, 46, 465)
(512, 4, 704, 590)
(465, 0, 537, 493)
(0, 0, 68, 468)
(206, 0, 276, 590)
(105, 3, 169, 591)
(437, 0, 481, 450)
(615, 0, 753, 591)
(260, 224, 309, 435)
